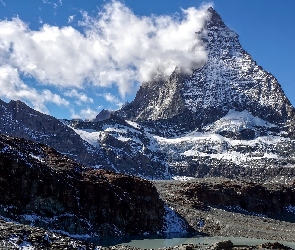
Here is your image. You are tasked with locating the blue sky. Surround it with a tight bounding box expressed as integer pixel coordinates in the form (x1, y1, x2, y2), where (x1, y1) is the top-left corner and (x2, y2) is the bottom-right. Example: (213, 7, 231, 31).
(0, 0, 294, 120)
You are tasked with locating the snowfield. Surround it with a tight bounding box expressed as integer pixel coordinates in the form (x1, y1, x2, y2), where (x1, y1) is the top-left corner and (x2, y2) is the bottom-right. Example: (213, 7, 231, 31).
(70, 111, 295, 176)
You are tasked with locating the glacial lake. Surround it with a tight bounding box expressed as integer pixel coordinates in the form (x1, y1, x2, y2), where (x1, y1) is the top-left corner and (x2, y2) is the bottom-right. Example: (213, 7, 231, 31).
(92, 234, 295, 249)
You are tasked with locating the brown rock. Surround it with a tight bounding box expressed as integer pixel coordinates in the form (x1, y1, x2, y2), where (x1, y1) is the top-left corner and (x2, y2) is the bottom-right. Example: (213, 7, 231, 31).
(0, 134, 165, 237)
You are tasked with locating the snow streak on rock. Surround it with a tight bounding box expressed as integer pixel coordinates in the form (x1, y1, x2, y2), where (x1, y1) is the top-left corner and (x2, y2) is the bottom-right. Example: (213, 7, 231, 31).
(162, 206, 187, 234)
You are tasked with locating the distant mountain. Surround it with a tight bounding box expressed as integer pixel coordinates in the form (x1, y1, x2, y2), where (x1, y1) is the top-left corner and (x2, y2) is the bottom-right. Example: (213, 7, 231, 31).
(0, 99, 111, 168)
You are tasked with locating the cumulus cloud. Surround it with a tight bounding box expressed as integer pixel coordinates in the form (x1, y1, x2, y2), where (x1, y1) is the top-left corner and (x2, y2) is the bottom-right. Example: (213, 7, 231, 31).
(64, 89, 93, 105)
(100, 93, 124, 108)
(0, 65, 68, 113)
(0, 1, 211, 98)
(70, 107, 98, 120)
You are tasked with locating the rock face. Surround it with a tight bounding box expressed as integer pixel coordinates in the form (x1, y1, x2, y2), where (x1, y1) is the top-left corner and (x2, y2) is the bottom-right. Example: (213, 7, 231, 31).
(116, 7, 295, 137)
(154, 179, 295, 243)
(178, 180, 295, 216)
(0, 219, 99, 249)
(0, 99, 110, 168)
(67, 114, 168, 179)
(115, 69, 194, 136)
(94, 109, 112, 122)
(0, 133, 164, 237)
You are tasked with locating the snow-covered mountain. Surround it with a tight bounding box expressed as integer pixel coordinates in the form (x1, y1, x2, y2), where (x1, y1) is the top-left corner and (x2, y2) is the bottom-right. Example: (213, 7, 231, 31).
(1, 7, 295, 182)
(116, 8, 294, 138)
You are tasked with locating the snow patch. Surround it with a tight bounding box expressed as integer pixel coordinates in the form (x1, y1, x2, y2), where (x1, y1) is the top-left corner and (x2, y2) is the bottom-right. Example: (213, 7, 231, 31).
(162, 205, 187, 234)
(172, 176, 195, 181)
(72, 128, 102, 147)
(204, 109, 277, 133)
(125, 120, 141, 129)
(285, 205, 295, 214)
(8, 235, 35, 250)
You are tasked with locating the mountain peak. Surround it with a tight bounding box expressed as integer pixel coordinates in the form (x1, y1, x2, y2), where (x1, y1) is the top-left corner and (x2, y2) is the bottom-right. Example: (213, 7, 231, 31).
(116, 7, 295, 137)
(206, 7, 226, 28)
(94, 109, 112, 122)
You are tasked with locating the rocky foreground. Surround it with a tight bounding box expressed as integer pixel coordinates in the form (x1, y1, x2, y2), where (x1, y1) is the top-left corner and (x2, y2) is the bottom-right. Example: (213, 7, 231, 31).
(154, 178, 295, 242)
(0, 134, 295, 249)
(0, 133, 164, 238)
(0, 218, 293, 250)
(1, 176, 295, 249)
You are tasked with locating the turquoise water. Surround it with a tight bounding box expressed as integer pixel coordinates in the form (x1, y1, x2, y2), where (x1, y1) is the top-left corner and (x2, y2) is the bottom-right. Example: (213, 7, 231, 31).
(91, 234, 295, 249)
(118, 236, 295, 249)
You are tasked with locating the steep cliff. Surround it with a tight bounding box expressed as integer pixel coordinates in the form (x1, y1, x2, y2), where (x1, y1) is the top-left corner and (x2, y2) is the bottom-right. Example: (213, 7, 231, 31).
(0, 133, 164, 237)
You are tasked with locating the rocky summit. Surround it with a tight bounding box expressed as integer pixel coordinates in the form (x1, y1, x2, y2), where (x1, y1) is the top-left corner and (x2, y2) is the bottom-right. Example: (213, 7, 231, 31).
(0, 133, 164, 238)
(67, 8, 295, 182)
(116, 8, 295, 138)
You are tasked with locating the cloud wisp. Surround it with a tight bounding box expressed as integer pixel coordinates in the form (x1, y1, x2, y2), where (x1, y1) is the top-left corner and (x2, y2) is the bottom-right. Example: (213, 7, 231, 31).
(0, 0, 211, 116)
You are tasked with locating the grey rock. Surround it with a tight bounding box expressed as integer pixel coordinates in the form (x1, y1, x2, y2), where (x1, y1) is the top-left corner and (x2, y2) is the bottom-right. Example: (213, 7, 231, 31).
(0, 99, 110, 168)
(116, 8, 295, 138)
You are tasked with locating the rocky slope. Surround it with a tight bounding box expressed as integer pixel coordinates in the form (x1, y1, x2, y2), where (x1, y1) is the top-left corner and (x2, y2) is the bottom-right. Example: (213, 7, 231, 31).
(70, 111, 295, 182)
(0, 133, 165, 238)
(154, 178, 295, 243)
(0, 99, 111, 168)
(65, 114, 169, 179)
(0, 219, 99, 249)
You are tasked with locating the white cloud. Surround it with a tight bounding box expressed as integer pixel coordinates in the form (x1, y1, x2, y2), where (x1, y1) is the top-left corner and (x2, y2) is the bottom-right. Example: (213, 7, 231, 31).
(68, 15, 75, 23)
(100, 93, 123, 108)
(0, 65, 68, 114)
(80, 108, 97, 120)
(64, 89, 93, 105)
(0, 1, 211, 98)
(70, 107, 98, 120)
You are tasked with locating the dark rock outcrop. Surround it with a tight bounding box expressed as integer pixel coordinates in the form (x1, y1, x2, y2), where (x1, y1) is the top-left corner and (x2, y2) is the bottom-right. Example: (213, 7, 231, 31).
(0, 99, 109, 167)
(94, 109, 112, 122)
(171, 180, 295, 216)
(0, 219, 98, 249)
(0, 133, 165, 237)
